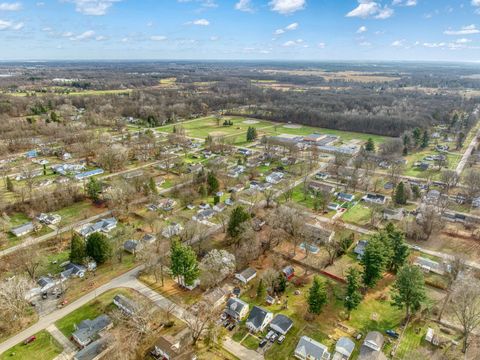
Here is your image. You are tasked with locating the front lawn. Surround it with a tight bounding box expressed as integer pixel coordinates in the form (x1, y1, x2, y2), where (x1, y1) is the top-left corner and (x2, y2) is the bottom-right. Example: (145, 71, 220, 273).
(341, 203, 372, 227)
(0, 330, 63, 360)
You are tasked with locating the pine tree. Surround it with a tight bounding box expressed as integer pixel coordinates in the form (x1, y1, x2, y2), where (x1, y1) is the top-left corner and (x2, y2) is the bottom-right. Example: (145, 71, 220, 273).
(207, 172, 219, 195)
(307, 276, 327, 314)
(394, 182, 407, 205)
(275, 274, 287, 293)
(391, 265, 426, 319)
(6, 176, 14, 192)
(344, 267, 362, 319)
(385, 223, 409, 273)
(86, 177, 102, 203)
(412, 127, 421, 147)
(86, 232, 112, 264)
(256, 279, 266, 300)
(70, 233, 86, 264)
(227, 206, 250, 238)
(420, 130, 429, 149)
(148, 177, 158, 195)
(365, 138, 375, 152)
(170, 240, 200, 286)
(361, 234, 390, 288)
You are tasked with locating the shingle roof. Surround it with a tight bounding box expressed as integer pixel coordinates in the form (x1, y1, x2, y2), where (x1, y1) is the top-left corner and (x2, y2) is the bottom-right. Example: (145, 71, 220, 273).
(247, 306, 271, 330)
(269, 314, 293, 334)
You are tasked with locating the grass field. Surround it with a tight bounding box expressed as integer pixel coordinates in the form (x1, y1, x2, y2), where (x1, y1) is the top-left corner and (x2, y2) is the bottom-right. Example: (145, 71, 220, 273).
(341, 203, 372, 227)
(0, 330, 63, 360)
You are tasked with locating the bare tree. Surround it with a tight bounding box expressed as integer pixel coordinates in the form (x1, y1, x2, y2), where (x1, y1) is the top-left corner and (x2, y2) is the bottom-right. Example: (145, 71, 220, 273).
(0, 276, 33, 324)
(183, 302, 220, 346)
(450, 275, 480, 353)
(438, 255, 466, 321)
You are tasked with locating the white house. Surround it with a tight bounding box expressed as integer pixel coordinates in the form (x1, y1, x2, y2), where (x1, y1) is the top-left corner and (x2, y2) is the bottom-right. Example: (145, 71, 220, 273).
(246, 306, 273, 333)
(235, 267, 257, 284)
(294, 336, 331, 360)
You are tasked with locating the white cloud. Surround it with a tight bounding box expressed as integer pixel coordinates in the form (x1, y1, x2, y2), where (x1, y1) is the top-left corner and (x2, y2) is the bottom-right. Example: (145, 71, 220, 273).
(0, 2, 22, 11)
(0, 19, 23, 30)
(178, 0, 217, 8)
(392, 0, 417, 6)
(192, 18, 210, 26)
(235, 0, 253, 12)
(317, 42, 326, 48)
(95, 35, 106, 41)
(150, 35, 167, 41)
(456, 38, 472, 43)
(74, 30, 95, 40)
(285, 22, 298, 30)
(444, 24, 480, 35)
(282, 38, 304, 47)
(391, 39, 406, 47)
(269, 0, 305, 14)
(357, 25, 367, 33)
(274, 28, 285, 35)
(120, 37, 128, 43)
(63, 0, 121, 16)
(210, 35, 219, 41)
(347, 1, 393, 19)
(423, 42, 446, 48)
(472, 0, 480, 6)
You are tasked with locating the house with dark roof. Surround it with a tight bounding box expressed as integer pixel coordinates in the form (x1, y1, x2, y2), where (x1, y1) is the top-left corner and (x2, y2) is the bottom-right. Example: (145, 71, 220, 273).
(72, 315, 113, 348)
(358, 331, 386, 360)
(333, 337, 355, 360)
(10, 222, 34, 237)
(123, 240, 141, 254)
(383, 208, 404, 221)
(235, 267, 257, 284)
(269, 314, 293, 335)
(337, 192, 355, 203)
(362, 193, 386, 205)
(73, 337, 110, 360)
(413, 256, 448, 276)
(151, 327, 193, 360)
(38, 276, 56, 292)
(113, 294, 138, 316)
(203, 287, 228, 308)
(76, 218, 117, 238)
(61, 263, 87, 279)
(246, 306, 273, 333)
(224, 298, 249, 320)
(294, 336, 331, 360)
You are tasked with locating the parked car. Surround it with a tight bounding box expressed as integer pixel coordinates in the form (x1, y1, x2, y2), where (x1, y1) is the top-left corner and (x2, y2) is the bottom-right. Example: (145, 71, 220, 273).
(259, 339, 268, 348)
(277, 335, 285, 344)
(266, 330, 275, 340)
(23, 336, 36, 345)
(227, 323, 236, 331)
(270, 333, 278, 343)
(386, 330, 400, 339)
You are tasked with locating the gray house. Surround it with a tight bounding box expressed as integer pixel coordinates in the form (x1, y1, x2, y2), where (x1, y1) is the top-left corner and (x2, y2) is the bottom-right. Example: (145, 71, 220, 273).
(113, 294, 138, 316)
(246, 306, 273, 333)
(333, 337, 355, 360)
(72, 315, 113, 348)
(10, 222, 34, 237)
(269, 314, 293, 335)
(225, 298, 249, 320)
(294, 336, 331, 360)
(359, 331, 386, 360)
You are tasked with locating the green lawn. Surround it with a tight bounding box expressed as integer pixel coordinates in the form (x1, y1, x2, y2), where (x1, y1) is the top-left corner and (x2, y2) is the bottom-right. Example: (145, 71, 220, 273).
(55, 201, 97, 224)
(341, 203, 372, 227)
(242, 334, 260, 350)
(55, 288, 135, 338)
(0, 330, 63, 360)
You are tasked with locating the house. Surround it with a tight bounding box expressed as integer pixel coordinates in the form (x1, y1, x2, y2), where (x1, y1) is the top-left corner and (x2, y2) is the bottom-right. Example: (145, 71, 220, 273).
(225, 198, 234, 206)
(472, 196, 480, 208)
(266, 171, 284, 184)
(309, 181, 335, 194)
(61, 263, 87, 279)
(198, 202, 211, 210)
(266, 295, 275, 305)
(72, 315, 113, 348)
(424, 190, 441, 203)
(52, 163, 86, 176)
(414, 256, 448, 275)
(62, 152, 72, 161)
(37, 213, 62, 225)
(282, 266, 295, 280)
(362, 193, 386, 205)
(73, 338, 110, 360)
(74, 169, 104, 181)
(269, 314, 293, 335)
(238, 148, 252, 156)
(123, 240, 141, 254)
(315, 172, 329, 180)
(187, 163, 203, 173)
(358, 331, 386, 360)
(328, 203, 341, 211)
(38, 276, 56, 292)
(213, 203, 226, 212)
(10, 222, 34, 237)
(383, 208, 404, 221)
(203, 287, 228, 308)
(224, 298, 249, 320)
(333, 337, 355, 360)
(417, 162, 430, 171)
(229, 184, 245, 193)
(246, 306, 273, 333)
(354, 240, 368, 259)
(162, 223, 183, 238)
(337, 192, 355, 202)
(122, 170, 143, 180)
(113, 294, 137, 316)
(228, 165, 245, 178)
(151, 327, 193, 360)
(194, 209, 215, 221)
(26, 149, 38, 158)
(294, 336, 331, 360)
(76, 218, 117, 237)
(141, 233, 156, 245)
(235, 267, 257, 284)
(158, 198, 176, 211)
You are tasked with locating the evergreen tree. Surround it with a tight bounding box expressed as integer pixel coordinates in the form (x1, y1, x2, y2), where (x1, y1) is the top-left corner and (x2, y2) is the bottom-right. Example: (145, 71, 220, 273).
(213, 195, 220, 205)
(412, 127, 421, 147)
(365, 138, 375, 152)
(86, 232, 112, 264)
(275, 274, 287, 293)
(344, 267, 362, 319)
(70, 233, 86, 264)
(256, 279, 266, 300)
(86, 177, 102, 203)
(385, 223, 409, 273)
(420, 130, 429, 149)
(6, 176, 14, 192)
(361, 234, 390, 288)
(394, 182, 407, 205)
(227, 206, 250, 238)
(207, 172, 219, 195)
(148, 177, 158, 195)
(307, 276, 328, 314)
(402, 134, 411, 148)
(170, 240, 200, 286)
(411, 185, 421, 199)
(391, 265, 426, 319)
(402, 146, 408, 156)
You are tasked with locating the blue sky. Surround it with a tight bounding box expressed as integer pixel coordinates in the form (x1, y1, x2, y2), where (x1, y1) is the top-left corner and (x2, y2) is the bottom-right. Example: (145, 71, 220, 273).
(1, 0, 480, 61)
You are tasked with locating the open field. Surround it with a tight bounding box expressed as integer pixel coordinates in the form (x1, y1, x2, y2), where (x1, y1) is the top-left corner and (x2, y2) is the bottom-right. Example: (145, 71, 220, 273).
(0, 330, 62, 360)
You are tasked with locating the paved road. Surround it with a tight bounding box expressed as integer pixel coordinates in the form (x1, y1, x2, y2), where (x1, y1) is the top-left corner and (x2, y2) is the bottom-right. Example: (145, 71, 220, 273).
(0, 210, 112, 258)
(456, 128, 480, 176)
